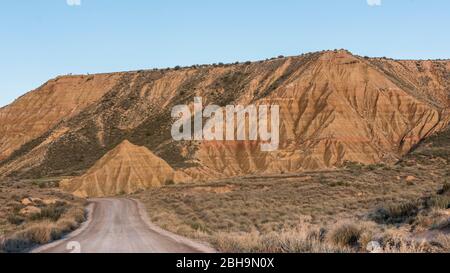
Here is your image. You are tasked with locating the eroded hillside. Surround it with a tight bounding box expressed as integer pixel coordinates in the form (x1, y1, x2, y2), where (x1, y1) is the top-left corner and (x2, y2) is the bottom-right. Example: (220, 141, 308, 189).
(0, 73, 123, 161)
(0, 51, 449, 191)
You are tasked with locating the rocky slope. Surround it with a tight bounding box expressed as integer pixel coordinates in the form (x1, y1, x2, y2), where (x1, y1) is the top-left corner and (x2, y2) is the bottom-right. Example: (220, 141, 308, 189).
(0, 73, 122, 161)
(0, 50, 449, 190)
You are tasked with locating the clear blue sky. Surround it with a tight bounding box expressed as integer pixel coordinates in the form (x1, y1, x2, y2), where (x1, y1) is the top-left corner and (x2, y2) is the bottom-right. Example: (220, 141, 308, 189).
(1, 0, 449, 107)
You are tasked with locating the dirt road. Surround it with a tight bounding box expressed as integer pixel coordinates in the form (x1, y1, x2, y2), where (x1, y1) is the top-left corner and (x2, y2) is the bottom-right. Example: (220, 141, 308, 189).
(33, 198, 215, 253)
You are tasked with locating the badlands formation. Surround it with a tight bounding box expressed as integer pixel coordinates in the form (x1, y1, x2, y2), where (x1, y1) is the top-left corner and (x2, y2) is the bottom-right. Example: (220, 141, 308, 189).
(0, 50, 449, 197)
(60, 140, 190, 197)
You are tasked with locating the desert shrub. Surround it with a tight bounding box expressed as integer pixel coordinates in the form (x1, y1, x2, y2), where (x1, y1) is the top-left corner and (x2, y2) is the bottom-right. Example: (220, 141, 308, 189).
(56, 219, 79, 232)
(328, 223, 361, 248)
(432, 235, 450, 252)
(1, 222, 61, 252)
(365, 164, 378, 171)
(10, 194, 20, 201)
(371, 201, 419, 224)
(7, 214, 25, 225)
(415, 212, 435, 229)
(427, 195, 450, 210)
(46, 181, 60, 188)
(356, 222, 378, 250)
(165, 179, 175, 186)
(29, 202, 68, 222)
(9, 202, 24, 213)
(64, 207, 86, 223)
(344, 161, 363, 173)
(329, 181, 348, 187)
(210, 229, 348, 253)
(22, 222, 61, 244)
(306, 228, 326, 242)
(437, 182, 450, 195)
(187, 220, 208, 232)
(431, 215, 450, 230)
(1, 206, 86, 253)
(36, 182, 47, 189)
(1, 236, 34, 253)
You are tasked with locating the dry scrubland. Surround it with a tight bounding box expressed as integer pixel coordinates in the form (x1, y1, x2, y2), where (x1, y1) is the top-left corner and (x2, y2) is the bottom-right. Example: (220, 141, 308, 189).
(135, 129, 450, 253)
(0, 178, 86, 253)
(0, 50, 448, 253)
(136, 173, 449, 253)
(1, 128, 449, 253)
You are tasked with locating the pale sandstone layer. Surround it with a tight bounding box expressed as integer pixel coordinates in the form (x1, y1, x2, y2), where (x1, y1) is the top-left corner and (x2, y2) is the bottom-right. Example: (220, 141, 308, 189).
(0, 50, 449, 196)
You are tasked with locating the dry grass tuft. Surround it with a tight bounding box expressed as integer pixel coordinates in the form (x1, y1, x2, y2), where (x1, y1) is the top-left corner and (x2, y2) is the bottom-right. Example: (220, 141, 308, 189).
(380, 230, 435, 253)
(432, 234, 450, 251)
(327, 222, 361, 248)
(210, 228, 351, 253)
(0, 180, 87, 253)
(135, 167, 449, 253)
(1, 208, 85, 253)
(2, 221, 59, 252)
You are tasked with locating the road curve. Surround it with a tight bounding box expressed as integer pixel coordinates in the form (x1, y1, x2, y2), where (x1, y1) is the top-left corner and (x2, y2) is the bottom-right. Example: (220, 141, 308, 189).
(33, 198, 215, 253)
